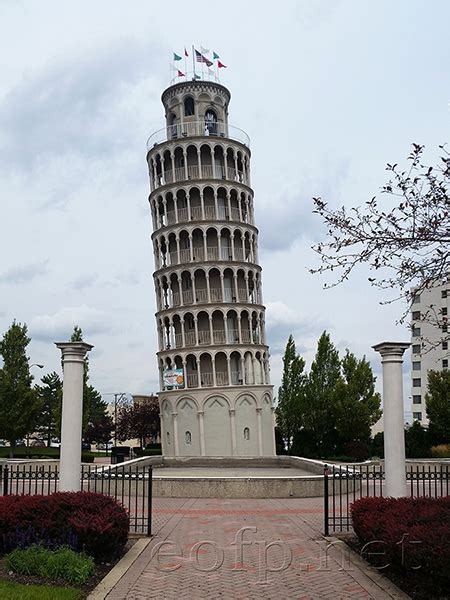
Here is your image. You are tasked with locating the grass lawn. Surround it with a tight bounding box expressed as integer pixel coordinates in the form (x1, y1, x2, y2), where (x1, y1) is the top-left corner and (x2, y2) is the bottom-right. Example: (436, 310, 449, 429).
(0, 580, 83, 599)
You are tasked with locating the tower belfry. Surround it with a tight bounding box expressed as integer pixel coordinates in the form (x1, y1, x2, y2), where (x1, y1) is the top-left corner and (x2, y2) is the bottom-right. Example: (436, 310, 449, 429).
(146, 77, 275, 456)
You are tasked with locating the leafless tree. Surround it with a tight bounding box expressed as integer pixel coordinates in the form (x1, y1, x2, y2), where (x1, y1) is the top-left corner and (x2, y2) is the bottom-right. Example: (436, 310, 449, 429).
(311, 144, 449, 347)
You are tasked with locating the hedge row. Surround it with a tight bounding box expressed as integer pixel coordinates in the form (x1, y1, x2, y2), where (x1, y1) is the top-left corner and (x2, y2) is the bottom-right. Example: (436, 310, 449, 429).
(351, 496, 450, 595)
(0, 447, 101, 462)
(0, 492, 129, 561)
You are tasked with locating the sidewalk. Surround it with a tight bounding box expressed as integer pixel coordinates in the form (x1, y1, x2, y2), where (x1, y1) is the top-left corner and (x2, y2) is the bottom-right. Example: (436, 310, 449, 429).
(103, 497, 409, 599)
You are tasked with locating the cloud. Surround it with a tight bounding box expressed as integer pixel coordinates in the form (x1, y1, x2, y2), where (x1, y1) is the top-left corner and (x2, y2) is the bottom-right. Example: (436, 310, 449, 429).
(257, 160, 350, 252)
(71, 273, 98, 291)
(0, 261, 48, 284)
(0, 38, 163, 170)
(265, 300, 327, 354)
(30, 305, 110, 343)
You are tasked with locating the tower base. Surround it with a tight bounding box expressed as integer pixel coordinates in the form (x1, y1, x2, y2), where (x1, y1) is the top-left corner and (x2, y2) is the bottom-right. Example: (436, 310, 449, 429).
(159, 385, 275, 457)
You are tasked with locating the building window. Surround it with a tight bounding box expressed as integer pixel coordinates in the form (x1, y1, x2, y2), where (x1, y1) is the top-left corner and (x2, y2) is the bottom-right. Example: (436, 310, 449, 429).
(244, 427, 250, 441)
(184, 96, 195, 117)
(185, 431, 192, 444)
(413, 378, 421, 387)
(412, 361, 421, 370)
(412, 294, 420, 304)
(412, 395, 421, 404)
(167, 431, 170, 445)
(443, 359, 448, 369)
(413, 412, 422, 421)
(412, 344, 421, 354)
(443, 341, 448, 350)
(442, 290, 448, 299)
(412, 327, 421, 337)
(412, 311, 421, 320)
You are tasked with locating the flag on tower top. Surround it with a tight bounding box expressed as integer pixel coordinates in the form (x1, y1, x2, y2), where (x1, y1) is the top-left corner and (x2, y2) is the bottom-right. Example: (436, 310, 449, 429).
(213, 51, 220, 60)
(177, 70, 185, 77)
(193, 73, 201, 80)
(217, 60, 227, 69)
(184, 47, 189, 57)
(173, 52, 182, 61)
(195, 49, 213, 67)
(200, 46, 210, 54)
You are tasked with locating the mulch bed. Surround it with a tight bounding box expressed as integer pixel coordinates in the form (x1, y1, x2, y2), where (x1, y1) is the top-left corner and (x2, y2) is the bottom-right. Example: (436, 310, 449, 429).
(0, 539, 136, 598)
(344, 534, 449, 600)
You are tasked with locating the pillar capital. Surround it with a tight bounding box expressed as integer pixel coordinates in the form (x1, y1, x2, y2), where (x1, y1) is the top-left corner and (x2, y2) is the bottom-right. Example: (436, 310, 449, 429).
(372, 341, 410, 362)
(55, 342, 94, 364)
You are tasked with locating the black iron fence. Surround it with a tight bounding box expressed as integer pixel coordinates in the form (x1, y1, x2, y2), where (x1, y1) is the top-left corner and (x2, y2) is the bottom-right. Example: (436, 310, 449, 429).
(324, 463, 450, 536)
(0, 463, 153, 536)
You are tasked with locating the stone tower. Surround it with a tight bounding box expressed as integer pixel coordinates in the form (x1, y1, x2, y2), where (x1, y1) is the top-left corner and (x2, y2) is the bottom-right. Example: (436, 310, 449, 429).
(146, 78, 275, 457)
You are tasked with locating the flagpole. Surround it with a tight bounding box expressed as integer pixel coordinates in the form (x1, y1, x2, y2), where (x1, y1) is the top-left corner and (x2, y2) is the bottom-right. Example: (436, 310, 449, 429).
(192, 44, 195, 79)
(184, 47, 187, 81)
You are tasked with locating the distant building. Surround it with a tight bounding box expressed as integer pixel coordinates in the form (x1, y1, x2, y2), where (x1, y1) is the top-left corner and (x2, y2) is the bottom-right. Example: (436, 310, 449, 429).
(410, 277, 449, 424)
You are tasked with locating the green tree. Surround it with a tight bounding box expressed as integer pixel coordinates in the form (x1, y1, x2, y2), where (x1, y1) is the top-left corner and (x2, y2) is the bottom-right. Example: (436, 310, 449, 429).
(405, 421, 431, 458)
(35, 372, 62, 446)
(302, 332, 342, 457)
(69, 325, 109, 437)
(334, 351, 382, 457)
(0, 321, 41, 454)
(275, 335, 307, 451)
(425, 370, 450, 444)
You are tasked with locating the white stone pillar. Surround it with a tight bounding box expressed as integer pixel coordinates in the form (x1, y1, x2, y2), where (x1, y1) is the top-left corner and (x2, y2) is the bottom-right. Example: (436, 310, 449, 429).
(256, 407, 263, 456)
(55, 341, 93, 492)
(198, 411, 206, 455)
(229, 408, 237, 455)
(372, 341, 410, 498)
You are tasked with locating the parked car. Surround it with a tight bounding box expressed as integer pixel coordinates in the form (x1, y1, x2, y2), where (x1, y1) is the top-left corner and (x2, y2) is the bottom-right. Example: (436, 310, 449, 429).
(81, 441, 91, 451)
(96, 442, 113, 450)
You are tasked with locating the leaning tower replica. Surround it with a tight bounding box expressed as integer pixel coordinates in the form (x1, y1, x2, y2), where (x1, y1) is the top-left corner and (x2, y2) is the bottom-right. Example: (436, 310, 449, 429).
(146, 76, 275, 457)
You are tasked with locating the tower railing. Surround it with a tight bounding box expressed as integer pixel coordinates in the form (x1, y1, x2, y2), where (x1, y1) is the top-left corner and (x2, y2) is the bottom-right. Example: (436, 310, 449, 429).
(151, 164, 248, 191)
(147, 121, 250, 150)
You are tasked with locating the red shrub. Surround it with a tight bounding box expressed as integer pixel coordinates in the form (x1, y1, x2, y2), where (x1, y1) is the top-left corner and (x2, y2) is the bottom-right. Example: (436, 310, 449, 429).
(0, 492, 129, 561)
(351, 496, 450, 591)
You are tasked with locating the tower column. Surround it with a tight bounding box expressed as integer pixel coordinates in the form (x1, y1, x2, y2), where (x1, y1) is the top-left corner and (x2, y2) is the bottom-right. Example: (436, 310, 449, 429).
(198, 411, 206, 455)
(256, 407, 263, 456)
(172, 412, 180, 455)
(229, 408, 237, 455)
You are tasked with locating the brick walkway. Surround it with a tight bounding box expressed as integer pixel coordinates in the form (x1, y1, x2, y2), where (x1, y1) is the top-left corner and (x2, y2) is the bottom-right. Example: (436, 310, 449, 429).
(106, 497, 406, 599)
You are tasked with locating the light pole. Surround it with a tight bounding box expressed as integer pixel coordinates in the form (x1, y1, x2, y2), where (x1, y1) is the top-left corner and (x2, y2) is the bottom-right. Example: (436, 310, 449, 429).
(103, 392, 128, 448)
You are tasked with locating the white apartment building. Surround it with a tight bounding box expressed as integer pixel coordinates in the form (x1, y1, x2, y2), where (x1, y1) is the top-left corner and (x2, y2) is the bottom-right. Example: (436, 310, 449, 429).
(411, 277, 449, 424)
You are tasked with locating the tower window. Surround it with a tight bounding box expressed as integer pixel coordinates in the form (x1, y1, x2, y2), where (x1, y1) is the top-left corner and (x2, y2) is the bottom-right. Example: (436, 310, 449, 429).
(204, 109, 218, 135)
(244, 427, 250, 441)
(167, 431, 171, 445)
(185, 431, 192, 444)
(184, 96, 195, 117)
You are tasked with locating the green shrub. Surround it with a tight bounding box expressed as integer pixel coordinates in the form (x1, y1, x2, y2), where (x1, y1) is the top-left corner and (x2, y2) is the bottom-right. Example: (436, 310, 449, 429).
(5, 545, 95, 584)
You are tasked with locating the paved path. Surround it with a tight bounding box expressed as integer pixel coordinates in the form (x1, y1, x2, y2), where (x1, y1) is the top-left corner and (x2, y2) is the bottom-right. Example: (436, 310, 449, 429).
(106, 497, 407, 599)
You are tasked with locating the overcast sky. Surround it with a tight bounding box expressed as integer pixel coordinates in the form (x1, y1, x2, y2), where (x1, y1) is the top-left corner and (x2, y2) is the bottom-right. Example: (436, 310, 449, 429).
(1, 0, 449, 412)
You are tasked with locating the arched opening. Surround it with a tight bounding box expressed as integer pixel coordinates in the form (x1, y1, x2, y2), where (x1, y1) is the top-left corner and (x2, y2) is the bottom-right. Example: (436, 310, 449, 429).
(244, 427, 250, 441)
(194, 268, 207, 303)
(204, 109, 217, 135)
(197, 310, 210, 345)
(200, 353, 213, 387)
(215, 351, 228, 386)
(212, 309, 225, 344)
(184, 96, 195, 117)
(185, 354, 198, 388)
(209, 267, 222, 302)
(230, 350, 241, 385)
(180, 269, 193, 304)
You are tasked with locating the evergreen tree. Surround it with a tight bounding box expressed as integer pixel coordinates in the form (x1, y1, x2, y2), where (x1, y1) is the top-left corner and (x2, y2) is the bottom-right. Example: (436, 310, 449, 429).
(425, 370, 450, 444)
(303, 332, 342, 457)
(333, 351, 382, 457)
(35, 372, 62, 446)
(0, 321, 40, 454)
(275, 335, 307, 451)
(69, 325, 109, 436)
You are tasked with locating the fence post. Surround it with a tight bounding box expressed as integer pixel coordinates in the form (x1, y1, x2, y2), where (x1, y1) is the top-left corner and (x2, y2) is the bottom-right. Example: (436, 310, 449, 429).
(147, 466, 153, 537)
(324, 464, 329, 537)
(3, 465, 9, 496)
